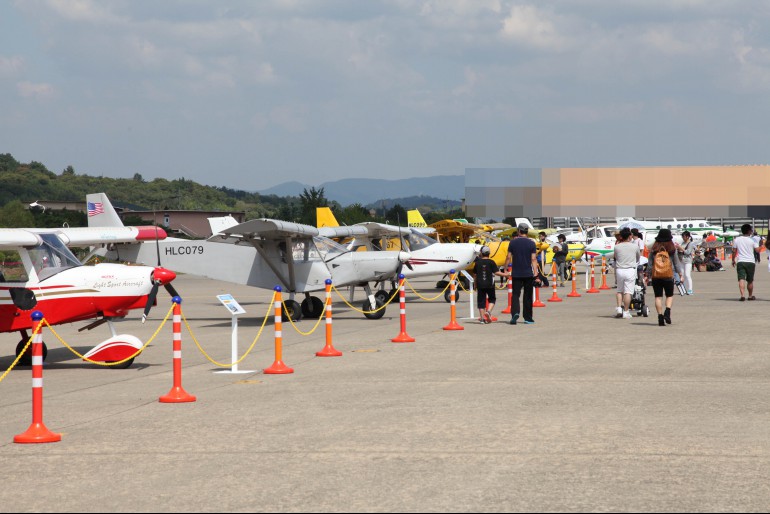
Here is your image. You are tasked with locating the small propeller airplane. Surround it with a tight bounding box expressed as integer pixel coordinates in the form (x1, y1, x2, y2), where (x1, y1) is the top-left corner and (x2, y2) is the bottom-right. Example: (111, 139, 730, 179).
(317, 207, 481, 302)
(86, 194, 409, 321)
(0, 227, 178, 368)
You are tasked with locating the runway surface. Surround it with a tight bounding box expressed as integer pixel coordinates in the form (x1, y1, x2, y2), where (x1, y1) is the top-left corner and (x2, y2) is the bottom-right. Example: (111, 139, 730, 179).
(1, 266, 768, 512)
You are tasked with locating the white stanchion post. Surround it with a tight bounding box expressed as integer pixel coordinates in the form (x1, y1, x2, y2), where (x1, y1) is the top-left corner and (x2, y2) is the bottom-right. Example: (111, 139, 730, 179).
(460, 270, 476, 320)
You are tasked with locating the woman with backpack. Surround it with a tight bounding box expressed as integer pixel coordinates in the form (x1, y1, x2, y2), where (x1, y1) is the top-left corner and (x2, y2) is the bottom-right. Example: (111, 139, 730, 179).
(645, 229, 683, 326)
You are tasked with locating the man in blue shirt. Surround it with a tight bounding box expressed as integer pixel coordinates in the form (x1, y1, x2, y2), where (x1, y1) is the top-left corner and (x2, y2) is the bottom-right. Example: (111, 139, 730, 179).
(504, 223, 541, 324)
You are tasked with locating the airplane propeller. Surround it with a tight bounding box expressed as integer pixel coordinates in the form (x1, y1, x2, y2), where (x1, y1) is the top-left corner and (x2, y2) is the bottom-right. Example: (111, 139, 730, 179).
(142, 216, 180, 323)
(142, 267, 178, 323)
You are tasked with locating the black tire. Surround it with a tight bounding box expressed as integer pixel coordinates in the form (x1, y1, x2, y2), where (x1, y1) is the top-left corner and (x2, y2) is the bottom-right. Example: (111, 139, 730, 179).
(301, 296, 325, 318)
(15, 340, 47, 367)
(107, 357, 135, 369)
(362, 297, 386, 320)
(643, 305, 650, 317)
(282, 300, 302, 322)
(458, 275, 470, 290)
(436, 280, 449, 289)
(374, 290, 391, 304)
(444, 288, 460, 303)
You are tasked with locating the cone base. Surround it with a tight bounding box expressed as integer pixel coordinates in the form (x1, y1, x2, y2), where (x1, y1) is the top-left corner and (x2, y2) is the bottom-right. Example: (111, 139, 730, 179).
(443, 322, 464, 331)
(501, 308, 511, 314)
(316, 346, 343, 356)
(599, 285, 611, 290)
(392, 333, 415, 343)
(159, 387, 197, 403)
(263, 360, 294, 374)
(14, 423, 61, 444)
(586, 289, 600, 293)
(548, 297, 563, 302)
(567, 292, 582, 297)
(533, 301, 546, 307)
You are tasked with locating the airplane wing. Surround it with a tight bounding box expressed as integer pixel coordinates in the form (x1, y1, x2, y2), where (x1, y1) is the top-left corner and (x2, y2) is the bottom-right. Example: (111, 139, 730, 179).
(52, 226, 168, 246)
(0, 229, 43, 249)
(318, 226, 369, 239)
(211, 218, 320, 241)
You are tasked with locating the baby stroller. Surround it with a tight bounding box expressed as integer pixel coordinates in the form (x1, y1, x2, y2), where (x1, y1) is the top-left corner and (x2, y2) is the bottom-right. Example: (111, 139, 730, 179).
(629, 259, 650, 318)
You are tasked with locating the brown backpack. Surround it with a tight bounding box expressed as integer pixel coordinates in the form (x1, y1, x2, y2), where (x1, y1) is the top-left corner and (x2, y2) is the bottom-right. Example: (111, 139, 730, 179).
(652, 248, 673, 279)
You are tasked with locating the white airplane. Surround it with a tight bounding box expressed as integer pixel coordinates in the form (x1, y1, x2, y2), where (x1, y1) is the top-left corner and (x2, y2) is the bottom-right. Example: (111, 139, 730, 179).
(86, 194, 409, 321)
(1, 228, 178, 368)
(319, 220, 481, 303)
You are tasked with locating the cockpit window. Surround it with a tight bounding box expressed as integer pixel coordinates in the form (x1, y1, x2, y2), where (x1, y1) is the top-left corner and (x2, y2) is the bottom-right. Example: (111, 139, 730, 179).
(29, 233, 81, 280)
(403, 229, 437, 251)
(313, 236, 349, 260)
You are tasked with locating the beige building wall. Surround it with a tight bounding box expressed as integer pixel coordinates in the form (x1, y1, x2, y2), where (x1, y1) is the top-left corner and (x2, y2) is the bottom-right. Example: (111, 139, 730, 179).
(466, 166, 770, 218)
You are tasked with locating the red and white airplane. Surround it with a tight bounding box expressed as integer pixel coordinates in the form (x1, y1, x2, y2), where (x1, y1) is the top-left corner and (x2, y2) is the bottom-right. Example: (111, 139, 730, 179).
(1, 227, 178, 368)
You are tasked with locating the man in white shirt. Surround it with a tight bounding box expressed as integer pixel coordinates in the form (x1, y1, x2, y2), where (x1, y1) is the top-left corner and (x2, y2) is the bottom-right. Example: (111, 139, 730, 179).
(732, 223, 759, 301)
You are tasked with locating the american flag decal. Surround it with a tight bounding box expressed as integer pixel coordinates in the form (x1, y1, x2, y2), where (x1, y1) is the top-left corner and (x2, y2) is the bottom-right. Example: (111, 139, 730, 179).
(87, 202, 104, 216)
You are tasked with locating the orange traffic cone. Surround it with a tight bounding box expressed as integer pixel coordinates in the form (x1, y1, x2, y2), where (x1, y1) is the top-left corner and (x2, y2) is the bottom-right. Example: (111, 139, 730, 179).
(548, 262, 562, 302)
(567, 261, 581, 298)
(443, 271, 464, 331)
(14, 312, 61, 444)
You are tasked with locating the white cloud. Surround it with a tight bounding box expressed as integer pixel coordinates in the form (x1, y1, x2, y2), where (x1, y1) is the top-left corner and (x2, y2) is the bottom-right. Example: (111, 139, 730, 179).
(0, 56, 24, 78)
(500, 4, 570, 51)
(17, 81, 55, 100)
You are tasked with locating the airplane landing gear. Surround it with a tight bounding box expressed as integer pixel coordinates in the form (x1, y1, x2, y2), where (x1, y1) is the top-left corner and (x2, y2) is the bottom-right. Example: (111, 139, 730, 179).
(15, 337, 47, 367)
(301, 296, 324, 318)
(362, 297, 386, 320)
(282, 299, 302, 322)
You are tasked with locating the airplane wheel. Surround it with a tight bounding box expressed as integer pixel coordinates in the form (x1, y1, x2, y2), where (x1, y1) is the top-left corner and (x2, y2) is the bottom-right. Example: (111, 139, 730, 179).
(301, 296, 325, 318)
(444, 289, 460, 303)
(436, 280, 449, 289)
(374, 290, 392, 304)
(362, 298, 386, 320)
(107, 358, 134, 369)
(282, 300, 303, 322)
(15, 340, 47, 367)
(458, 275, 470, 290)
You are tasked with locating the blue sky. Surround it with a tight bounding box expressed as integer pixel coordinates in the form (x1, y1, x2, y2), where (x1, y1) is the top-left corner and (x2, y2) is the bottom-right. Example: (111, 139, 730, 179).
(1, 0, 769, 191)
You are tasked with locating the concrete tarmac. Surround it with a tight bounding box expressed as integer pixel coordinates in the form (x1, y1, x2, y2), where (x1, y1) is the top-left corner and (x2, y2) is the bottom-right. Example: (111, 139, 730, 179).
(1, 264, 769, 512)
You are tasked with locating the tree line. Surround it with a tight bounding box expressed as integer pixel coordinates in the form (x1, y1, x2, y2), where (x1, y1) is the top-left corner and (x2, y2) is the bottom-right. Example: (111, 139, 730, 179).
(0, 153, 464, 229)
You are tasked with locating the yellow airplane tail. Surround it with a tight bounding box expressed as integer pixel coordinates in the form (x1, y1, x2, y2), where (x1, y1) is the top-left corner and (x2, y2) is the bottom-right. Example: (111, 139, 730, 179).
(316, 207, 340, 228)
(407, 209, 428, 228)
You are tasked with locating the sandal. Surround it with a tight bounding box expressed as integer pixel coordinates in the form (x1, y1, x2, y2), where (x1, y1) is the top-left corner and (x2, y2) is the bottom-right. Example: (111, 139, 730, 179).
(749, 296, 756, 301)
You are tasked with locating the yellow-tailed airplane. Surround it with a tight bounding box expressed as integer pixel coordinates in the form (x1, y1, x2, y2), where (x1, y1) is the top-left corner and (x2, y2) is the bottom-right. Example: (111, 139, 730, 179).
(416, 213, 510, 268)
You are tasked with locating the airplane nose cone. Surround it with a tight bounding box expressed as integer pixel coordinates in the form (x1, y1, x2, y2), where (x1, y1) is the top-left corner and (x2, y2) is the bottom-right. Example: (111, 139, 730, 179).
(152, 267, 177, 285)
(398, 251, 412, 263)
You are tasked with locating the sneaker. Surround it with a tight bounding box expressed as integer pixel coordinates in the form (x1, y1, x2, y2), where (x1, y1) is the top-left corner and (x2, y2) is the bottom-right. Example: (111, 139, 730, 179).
(510, 313, 519, 325)
(687, 290, 693, 295)
(484, 310, 493, 323)
(523, 319, 535, 324)
(622, 311, 632, 319)
(615, 307, 623, 318)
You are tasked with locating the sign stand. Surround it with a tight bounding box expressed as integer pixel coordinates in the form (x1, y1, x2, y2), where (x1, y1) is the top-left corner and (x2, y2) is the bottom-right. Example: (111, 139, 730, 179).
(214, 294, 255, 374)
(460, 270, 476, 320)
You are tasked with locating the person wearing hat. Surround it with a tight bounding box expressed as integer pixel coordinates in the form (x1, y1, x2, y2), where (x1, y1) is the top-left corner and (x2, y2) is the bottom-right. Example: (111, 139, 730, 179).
(475, 246, 509, 323)
(645, 228, 683, 326)
(504, 223, 540, 325)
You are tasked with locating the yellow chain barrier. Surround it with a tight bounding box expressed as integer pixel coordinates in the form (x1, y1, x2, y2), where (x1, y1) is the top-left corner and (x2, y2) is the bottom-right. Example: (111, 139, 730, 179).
(331, 284, 399, 314)
(184, 291, 275, 368)
(44, 304, 174, 366)
(285, 295, 327, 335)
(0, 325, 38, 384)
(405, 277, 451, 301)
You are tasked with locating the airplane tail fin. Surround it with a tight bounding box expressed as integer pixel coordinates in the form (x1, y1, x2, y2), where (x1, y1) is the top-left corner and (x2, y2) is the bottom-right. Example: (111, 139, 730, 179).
(514, 218, 535, 230)
(316, 207, 340, 228)
(407, 209, 428, 228)
(87, 193, 124, 228)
